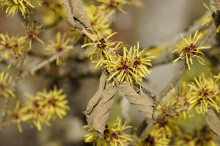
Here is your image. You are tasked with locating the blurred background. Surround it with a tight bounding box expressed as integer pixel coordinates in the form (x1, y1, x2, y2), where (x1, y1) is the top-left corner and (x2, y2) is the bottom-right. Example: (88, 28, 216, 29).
(0, 0, 210, 145)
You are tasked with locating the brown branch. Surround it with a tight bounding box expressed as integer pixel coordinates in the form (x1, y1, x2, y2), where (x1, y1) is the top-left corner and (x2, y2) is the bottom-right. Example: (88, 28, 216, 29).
(156, 63, 187, 105)
(20, 49, 72, 80)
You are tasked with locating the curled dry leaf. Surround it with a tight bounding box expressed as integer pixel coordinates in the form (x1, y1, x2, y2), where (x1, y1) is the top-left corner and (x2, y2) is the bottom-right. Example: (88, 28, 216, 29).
(118, 82, 154, 119)
(206, 108, 220, 136)
(62, 0, 92, 33)
(83, 72, 107, 126)
(93, 83, 116, 136)
(83, 77, 117, 136)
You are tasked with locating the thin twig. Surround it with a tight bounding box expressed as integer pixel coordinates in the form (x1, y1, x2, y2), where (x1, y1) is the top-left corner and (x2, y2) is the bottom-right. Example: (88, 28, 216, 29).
(20, 49, 72, 80)
(157, 63, 187, 105)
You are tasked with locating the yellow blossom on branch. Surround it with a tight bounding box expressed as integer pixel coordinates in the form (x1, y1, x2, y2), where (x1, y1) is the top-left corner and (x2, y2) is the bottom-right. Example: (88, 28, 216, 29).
(21, 86, 69, 131)
(45, 32, 73, 65)
(0, 0, 37, 18)
(37, 86, 70, 120)
(23, 21, 44, 50)
(173, 30, 210, 70)
(82, 32, 123, 68)
(21, 94, 50, 131)
(84, 117, 133, 146)
(187, 74, 220, 114)
(0, 33, 25, 60)
(137, 128, 170, 146)
(107, 42, 154, 84)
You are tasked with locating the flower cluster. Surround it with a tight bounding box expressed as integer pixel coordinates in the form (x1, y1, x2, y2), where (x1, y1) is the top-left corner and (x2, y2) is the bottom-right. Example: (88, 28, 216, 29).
(16, 86, 69, 131)
(173, 30, 210, 69)
(82, 32, 154, 84)
(0, 71, 14, 98)
(82, 32, 122, 68)
(23, 21, 44, 50)
(107, 42, 154, 84)
(84, 117, 133, 146)
(187, 74, 220, 114)
(0, 33, 25, 61)
(45, 32, 73, 65)
(137, 128, 170, 146)
(0, 0, 41, 18)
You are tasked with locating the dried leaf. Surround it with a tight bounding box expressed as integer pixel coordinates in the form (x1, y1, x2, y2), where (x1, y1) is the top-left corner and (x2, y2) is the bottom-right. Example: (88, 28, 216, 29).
(84, 82, 116, 135)
(62, 0, 92, 33)
(83, 72, 107, 126)
(118, 82, 154, 119)
(214, 134, 220, 146)
(93, 83, 116, 135)
(206, 108, 220, 136)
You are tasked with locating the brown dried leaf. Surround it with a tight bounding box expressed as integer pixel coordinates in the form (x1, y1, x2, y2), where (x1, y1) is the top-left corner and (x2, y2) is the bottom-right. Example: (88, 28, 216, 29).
(62, 0, 92, 33)
(83, 72, 107, 126)
(93, 83, 116, 135)
(206, 108, 220, 136)
(84, 82, 116, 135)
(118, 82, 154, 119)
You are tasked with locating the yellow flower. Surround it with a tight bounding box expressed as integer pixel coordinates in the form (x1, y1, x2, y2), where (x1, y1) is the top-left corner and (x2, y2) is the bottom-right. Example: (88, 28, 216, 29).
(86, 5, 112, 37)
(82, 32, 122, 68)
(107, 47, 136, 84)
(173, 30, 210, 70)
(187, 74, 220, 114)
(21, 94, 50, 131)
(8, 101, 24, 133)
(0, 33, 25, 60)
(23, 21, 44, 50)
(37, 86, 69, 120)
(107, 42, 154, 84)
(137, 128, 170, 146)
(21, 86, 69, 131)
(45, 32, 73, 65)
(84, 117, 133, 146)
(129, 42, 154, 82)
(0, 0, 34, 18)
(0, 72, 15, 97)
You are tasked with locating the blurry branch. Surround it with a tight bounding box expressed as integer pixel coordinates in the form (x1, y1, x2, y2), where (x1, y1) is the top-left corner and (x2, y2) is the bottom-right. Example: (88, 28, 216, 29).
(157, 63, 187, 105)
(20, 48, 72, 79)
